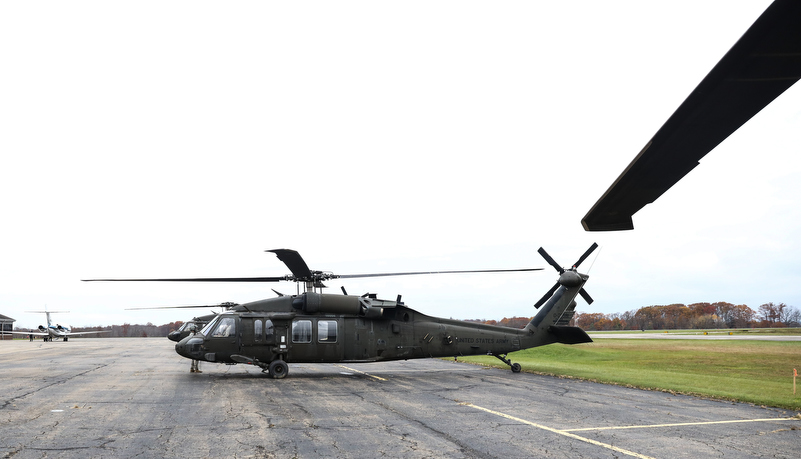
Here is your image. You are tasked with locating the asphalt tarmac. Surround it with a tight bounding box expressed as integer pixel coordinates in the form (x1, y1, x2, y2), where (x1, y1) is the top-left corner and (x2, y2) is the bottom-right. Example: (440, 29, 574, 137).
(1, 338, 799, 458)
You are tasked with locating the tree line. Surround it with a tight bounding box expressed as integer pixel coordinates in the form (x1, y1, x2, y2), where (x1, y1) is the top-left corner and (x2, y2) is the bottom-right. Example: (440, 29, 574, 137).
(68, 321, 185, 337)
(466, 302, 800, 331)
(574, 302, 800, 331)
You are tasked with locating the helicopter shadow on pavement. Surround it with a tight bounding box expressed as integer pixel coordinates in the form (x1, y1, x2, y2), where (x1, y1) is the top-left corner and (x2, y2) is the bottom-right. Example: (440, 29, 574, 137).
(176, 363, 388, 382)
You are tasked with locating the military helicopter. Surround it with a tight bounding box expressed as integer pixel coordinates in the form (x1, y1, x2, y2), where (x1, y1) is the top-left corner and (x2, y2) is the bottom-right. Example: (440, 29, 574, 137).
(84, 246, 597, 378)
(167, 313, 217, 343)
(122, 306, 233, 343)
(583, 0, 801, 231)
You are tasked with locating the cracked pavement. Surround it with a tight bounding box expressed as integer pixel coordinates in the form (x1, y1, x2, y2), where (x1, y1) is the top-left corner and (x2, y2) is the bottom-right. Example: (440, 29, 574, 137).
(1, 338, 799, 458)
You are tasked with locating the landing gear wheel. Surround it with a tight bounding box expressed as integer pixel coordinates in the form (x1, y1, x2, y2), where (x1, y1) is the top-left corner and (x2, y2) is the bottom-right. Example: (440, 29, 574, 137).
(268, 359, 288, 379)
(492, 353, 520, 373)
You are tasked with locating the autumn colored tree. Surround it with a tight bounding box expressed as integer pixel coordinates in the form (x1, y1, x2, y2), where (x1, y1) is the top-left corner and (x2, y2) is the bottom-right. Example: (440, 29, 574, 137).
(758, 302, 784, 325)
(574, 313, 604, 330)
(498, 317, 532, 329)
(688, 302, 716, 316)
(714, 302, 753, 328)
(634, 304, 691, 330)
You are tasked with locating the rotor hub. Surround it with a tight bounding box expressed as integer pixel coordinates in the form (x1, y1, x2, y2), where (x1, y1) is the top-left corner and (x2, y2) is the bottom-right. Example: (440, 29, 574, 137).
(558, 270, 584, 288)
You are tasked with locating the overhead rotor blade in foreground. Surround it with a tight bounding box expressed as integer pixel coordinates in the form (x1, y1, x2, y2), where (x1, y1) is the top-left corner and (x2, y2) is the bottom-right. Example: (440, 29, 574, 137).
(582, 0, 801, 231)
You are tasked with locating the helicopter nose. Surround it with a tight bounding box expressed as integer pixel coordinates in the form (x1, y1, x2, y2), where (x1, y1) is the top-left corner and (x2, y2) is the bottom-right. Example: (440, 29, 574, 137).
(167, 330, 182, 342)
(175, 336, 204, 360)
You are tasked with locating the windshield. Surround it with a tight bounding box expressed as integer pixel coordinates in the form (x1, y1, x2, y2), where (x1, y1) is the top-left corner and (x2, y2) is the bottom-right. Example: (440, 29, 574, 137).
(209, 316, 236, 337)
(200, 316, 221, 336)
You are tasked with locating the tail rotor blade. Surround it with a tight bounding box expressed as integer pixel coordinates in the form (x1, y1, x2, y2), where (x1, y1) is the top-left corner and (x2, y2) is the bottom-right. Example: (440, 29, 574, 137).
(572, 243, 598, 269)
(578, 288, 594, 305)
(537, 248, 564, 274)
(533, 283, 560, 309)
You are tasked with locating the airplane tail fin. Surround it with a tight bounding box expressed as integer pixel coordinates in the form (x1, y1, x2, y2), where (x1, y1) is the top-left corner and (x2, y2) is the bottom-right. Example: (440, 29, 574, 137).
(27, 310, 69, 330)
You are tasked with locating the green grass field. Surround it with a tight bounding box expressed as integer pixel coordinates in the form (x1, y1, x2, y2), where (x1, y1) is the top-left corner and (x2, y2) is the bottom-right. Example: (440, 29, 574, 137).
(459, 339, 801, 411)
(592, 328, 801, 336)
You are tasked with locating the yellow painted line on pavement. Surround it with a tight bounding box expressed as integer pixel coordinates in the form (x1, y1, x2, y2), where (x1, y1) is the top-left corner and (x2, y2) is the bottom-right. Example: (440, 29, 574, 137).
(462, 403, 657, 459)
(335, 364, 387, 381)
(562, 417, 801, 432)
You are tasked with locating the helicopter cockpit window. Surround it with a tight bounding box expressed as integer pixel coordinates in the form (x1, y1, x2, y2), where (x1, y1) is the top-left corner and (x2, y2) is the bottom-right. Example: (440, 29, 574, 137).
(211, 316, 236, 338)
(318, 320, 337, 343)
(200, 317, 220, 336)
(292, 320, 312, 343)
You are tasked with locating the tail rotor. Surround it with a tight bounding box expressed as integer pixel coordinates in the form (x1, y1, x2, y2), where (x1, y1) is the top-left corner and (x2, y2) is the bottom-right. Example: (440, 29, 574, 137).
(533, 244, 598, 309)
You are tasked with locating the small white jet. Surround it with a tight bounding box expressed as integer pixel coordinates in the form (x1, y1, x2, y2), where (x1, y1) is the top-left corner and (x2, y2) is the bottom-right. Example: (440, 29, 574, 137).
(3, 310, 108, 341)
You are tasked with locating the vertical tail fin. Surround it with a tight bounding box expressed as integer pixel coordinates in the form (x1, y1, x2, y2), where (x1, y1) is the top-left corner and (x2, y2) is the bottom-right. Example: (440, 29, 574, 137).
(26, 309, 70, 330)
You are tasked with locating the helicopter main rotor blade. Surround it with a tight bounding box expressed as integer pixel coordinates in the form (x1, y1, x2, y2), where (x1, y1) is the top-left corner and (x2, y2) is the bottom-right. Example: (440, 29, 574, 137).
(267, 249, 313, 280)
(83, 250, 542, 287)
(335, 268, 543, 279)
(82, 269, 541, 283)
(125, 302, 239, 310)
(572, 243, 599, 269)
(82, 277, 287, 282)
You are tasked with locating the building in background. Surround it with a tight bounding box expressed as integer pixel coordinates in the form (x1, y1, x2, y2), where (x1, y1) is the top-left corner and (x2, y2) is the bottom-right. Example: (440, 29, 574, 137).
(0, 314, 15, 340)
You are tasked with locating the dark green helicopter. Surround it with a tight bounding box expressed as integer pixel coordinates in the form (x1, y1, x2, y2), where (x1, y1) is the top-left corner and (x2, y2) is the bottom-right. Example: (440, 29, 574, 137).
(167, 313, 217, 343)
(126, 307, 231, 342)
(85, 246, 596, 378)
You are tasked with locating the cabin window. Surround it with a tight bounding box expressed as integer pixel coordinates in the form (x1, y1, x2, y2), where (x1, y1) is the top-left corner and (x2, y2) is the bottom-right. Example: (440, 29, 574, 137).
(264, 319, 274, 342)
(318, 320, 337, 343)
(292, 320, 312, 343)
(210, 317, 236, 338)
(254, 319, 262, 342)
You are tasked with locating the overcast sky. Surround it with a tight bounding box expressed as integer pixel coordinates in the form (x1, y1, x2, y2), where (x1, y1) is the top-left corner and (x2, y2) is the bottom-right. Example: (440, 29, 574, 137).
(3, 1, 800, 330)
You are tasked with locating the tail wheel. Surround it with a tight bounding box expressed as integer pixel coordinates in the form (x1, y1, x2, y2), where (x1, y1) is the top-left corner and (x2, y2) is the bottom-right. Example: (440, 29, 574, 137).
(511, 363, 521, 373)
(269, 359, 288, 379)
